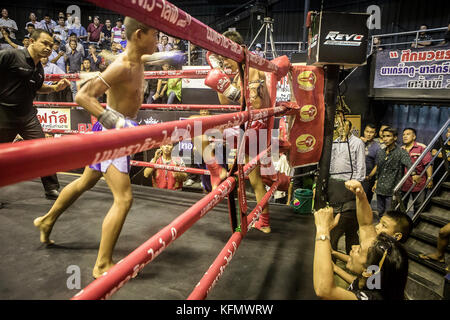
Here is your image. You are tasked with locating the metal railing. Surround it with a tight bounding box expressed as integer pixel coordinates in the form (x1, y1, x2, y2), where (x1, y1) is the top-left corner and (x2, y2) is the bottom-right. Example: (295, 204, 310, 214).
(393, 118, 450, 221)
(370, 26, 448, 54)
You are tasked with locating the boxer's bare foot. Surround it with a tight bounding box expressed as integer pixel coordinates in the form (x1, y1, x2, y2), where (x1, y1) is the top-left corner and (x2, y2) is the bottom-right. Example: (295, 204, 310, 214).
(33, 216, 55, 245)
(93, 262, 116, 279)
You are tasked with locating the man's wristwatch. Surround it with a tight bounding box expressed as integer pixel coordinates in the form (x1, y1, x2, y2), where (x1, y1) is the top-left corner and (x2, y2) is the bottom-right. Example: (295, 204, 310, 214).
(316, 234, 330, 241)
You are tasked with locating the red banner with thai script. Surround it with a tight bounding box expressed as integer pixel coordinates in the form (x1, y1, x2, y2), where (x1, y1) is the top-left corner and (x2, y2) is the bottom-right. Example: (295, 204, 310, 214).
(288, 65, 325, 167)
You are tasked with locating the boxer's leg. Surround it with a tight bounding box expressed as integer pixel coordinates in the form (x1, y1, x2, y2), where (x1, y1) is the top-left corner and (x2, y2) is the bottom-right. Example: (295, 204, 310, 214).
(194, 134, 226, 190)
(246, 155, 271, 233)
(93, 165, 133, 278)
(34, 166, 102, 244)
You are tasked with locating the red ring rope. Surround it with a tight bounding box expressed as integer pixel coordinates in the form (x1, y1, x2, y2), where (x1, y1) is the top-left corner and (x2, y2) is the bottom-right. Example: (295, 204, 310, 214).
(0, 106, 286, 188)
(44, 69, 235, 81)
(33, 101, 241, 111)
(187, 180, 280, 300)
(131, 160, 210, 176)
(72, 176, 237, 300)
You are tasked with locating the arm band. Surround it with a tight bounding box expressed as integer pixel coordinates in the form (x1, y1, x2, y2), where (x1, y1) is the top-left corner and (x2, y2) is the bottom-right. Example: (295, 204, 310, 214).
(97, 74, 111, 89)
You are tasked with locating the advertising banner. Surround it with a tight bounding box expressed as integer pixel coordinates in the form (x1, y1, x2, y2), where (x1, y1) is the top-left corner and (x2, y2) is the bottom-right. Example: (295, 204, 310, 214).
(36, 108, 71, 130)
(374, 45, 450, 89)
(289, 65, 325, 168)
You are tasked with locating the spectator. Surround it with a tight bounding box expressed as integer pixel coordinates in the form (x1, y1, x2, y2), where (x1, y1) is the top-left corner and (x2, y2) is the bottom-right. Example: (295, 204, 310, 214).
(100, 19, 112, 49)
(313, 207, 409, 300)
(86, 44, 101, 71)
(361, 123, 381, 204)
(166, 65, 182, 104)
(372, 127, 420, 217)
(40, 13, 56, 33)
(65, 33, 85, 56)
(189, 43, 202, 65)
(76, 59, 93, 92)
(112, 18, 125, 43)
(331, 180, 412, 287)
(87, 16, 103, 43)
(152, 62, 169, 103)
(65, 13, 73, 29)
(144, 64, 161, 104)
(143, 145, 187, 190)
(54, 17, 68, 44)
(25, 23, 36, 38)
(372, 37, 383, 52)
(401, 128, 433, 213)
(26, 12, 42, 30)
(411, 25, 432, 48)
(172, 37, 186, 52)
(36, 56, 65, 101)
(111, 41, 120, 55)
(81, 58, 92, 72)
(69, 16, 87, 42)
(374, 123, 389, 149)
(119, 30, 127, 51)
(419, 222, 450, 272)
(0, 28, 19, 49)
(102, 42, 120, 67)
(65, 39, 84, 100)
(157, 35, 172, 52)
(251, 43, 264, 57)
(49, 40, 66, 73)
(57, 12, 66, 20)
(0, 8, 18, 48)
(328, 119, 366, 255)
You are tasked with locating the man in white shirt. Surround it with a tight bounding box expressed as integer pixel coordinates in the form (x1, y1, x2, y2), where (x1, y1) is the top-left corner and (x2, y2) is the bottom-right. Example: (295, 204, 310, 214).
(40, 14, 57, 33)
(328, 119, 366, 255)
(26, 12, 42, 30)
(53, 17, 68, 43)
(49, 40, 66, 72)
(36, 56, 66, 102)
(0, 8, 18, 49)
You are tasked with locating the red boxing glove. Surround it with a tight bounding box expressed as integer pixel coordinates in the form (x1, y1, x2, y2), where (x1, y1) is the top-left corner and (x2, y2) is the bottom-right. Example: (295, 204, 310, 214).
(206, 51, 222, 69)
(205, 69, 241, 102)
(271, 55, 291, 81)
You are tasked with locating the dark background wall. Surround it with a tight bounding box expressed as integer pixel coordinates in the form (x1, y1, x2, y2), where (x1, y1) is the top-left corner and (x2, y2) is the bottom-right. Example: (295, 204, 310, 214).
(2, 0, 449, 43)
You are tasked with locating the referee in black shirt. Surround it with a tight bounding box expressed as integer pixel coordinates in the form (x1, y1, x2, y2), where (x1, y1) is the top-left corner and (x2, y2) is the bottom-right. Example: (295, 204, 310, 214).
(0, 29, 70, 199)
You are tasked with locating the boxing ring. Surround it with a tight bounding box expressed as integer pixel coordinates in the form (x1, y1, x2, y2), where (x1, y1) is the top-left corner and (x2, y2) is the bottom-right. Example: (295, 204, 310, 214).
(0, 0, 317, 300)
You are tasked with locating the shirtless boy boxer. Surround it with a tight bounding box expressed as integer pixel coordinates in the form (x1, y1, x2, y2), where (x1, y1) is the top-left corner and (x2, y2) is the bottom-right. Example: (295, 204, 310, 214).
(34, 17, 159, 278)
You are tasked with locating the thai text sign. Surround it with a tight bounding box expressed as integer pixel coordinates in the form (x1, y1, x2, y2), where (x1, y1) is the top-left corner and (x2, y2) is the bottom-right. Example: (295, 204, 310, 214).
(374, 45, 450, 89)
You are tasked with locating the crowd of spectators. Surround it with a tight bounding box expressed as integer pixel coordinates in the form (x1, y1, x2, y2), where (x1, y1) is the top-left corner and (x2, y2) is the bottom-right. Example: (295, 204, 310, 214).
(0, 9, 204, 103)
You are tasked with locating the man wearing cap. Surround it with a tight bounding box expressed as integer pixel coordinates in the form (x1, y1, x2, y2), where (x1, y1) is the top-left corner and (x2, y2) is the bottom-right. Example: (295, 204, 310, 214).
(252, 43, 264, 57)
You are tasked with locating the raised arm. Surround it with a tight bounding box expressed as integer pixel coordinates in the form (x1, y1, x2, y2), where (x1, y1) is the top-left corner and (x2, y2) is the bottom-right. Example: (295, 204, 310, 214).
(313, 207, 357, 300)
(345, 180, 377, 242)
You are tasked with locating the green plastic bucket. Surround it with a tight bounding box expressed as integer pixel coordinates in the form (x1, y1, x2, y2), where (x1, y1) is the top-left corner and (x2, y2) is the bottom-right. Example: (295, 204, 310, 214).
(290, 188, 313, 214)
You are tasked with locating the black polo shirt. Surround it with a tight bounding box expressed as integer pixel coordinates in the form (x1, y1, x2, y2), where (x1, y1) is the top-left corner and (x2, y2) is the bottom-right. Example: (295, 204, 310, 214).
(0, 48, 44, 126)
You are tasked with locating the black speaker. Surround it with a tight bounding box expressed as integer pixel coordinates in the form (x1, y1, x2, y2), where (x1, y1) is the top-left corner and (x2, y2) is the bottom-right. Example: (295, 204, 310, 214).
(307, 11, 369, 67)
